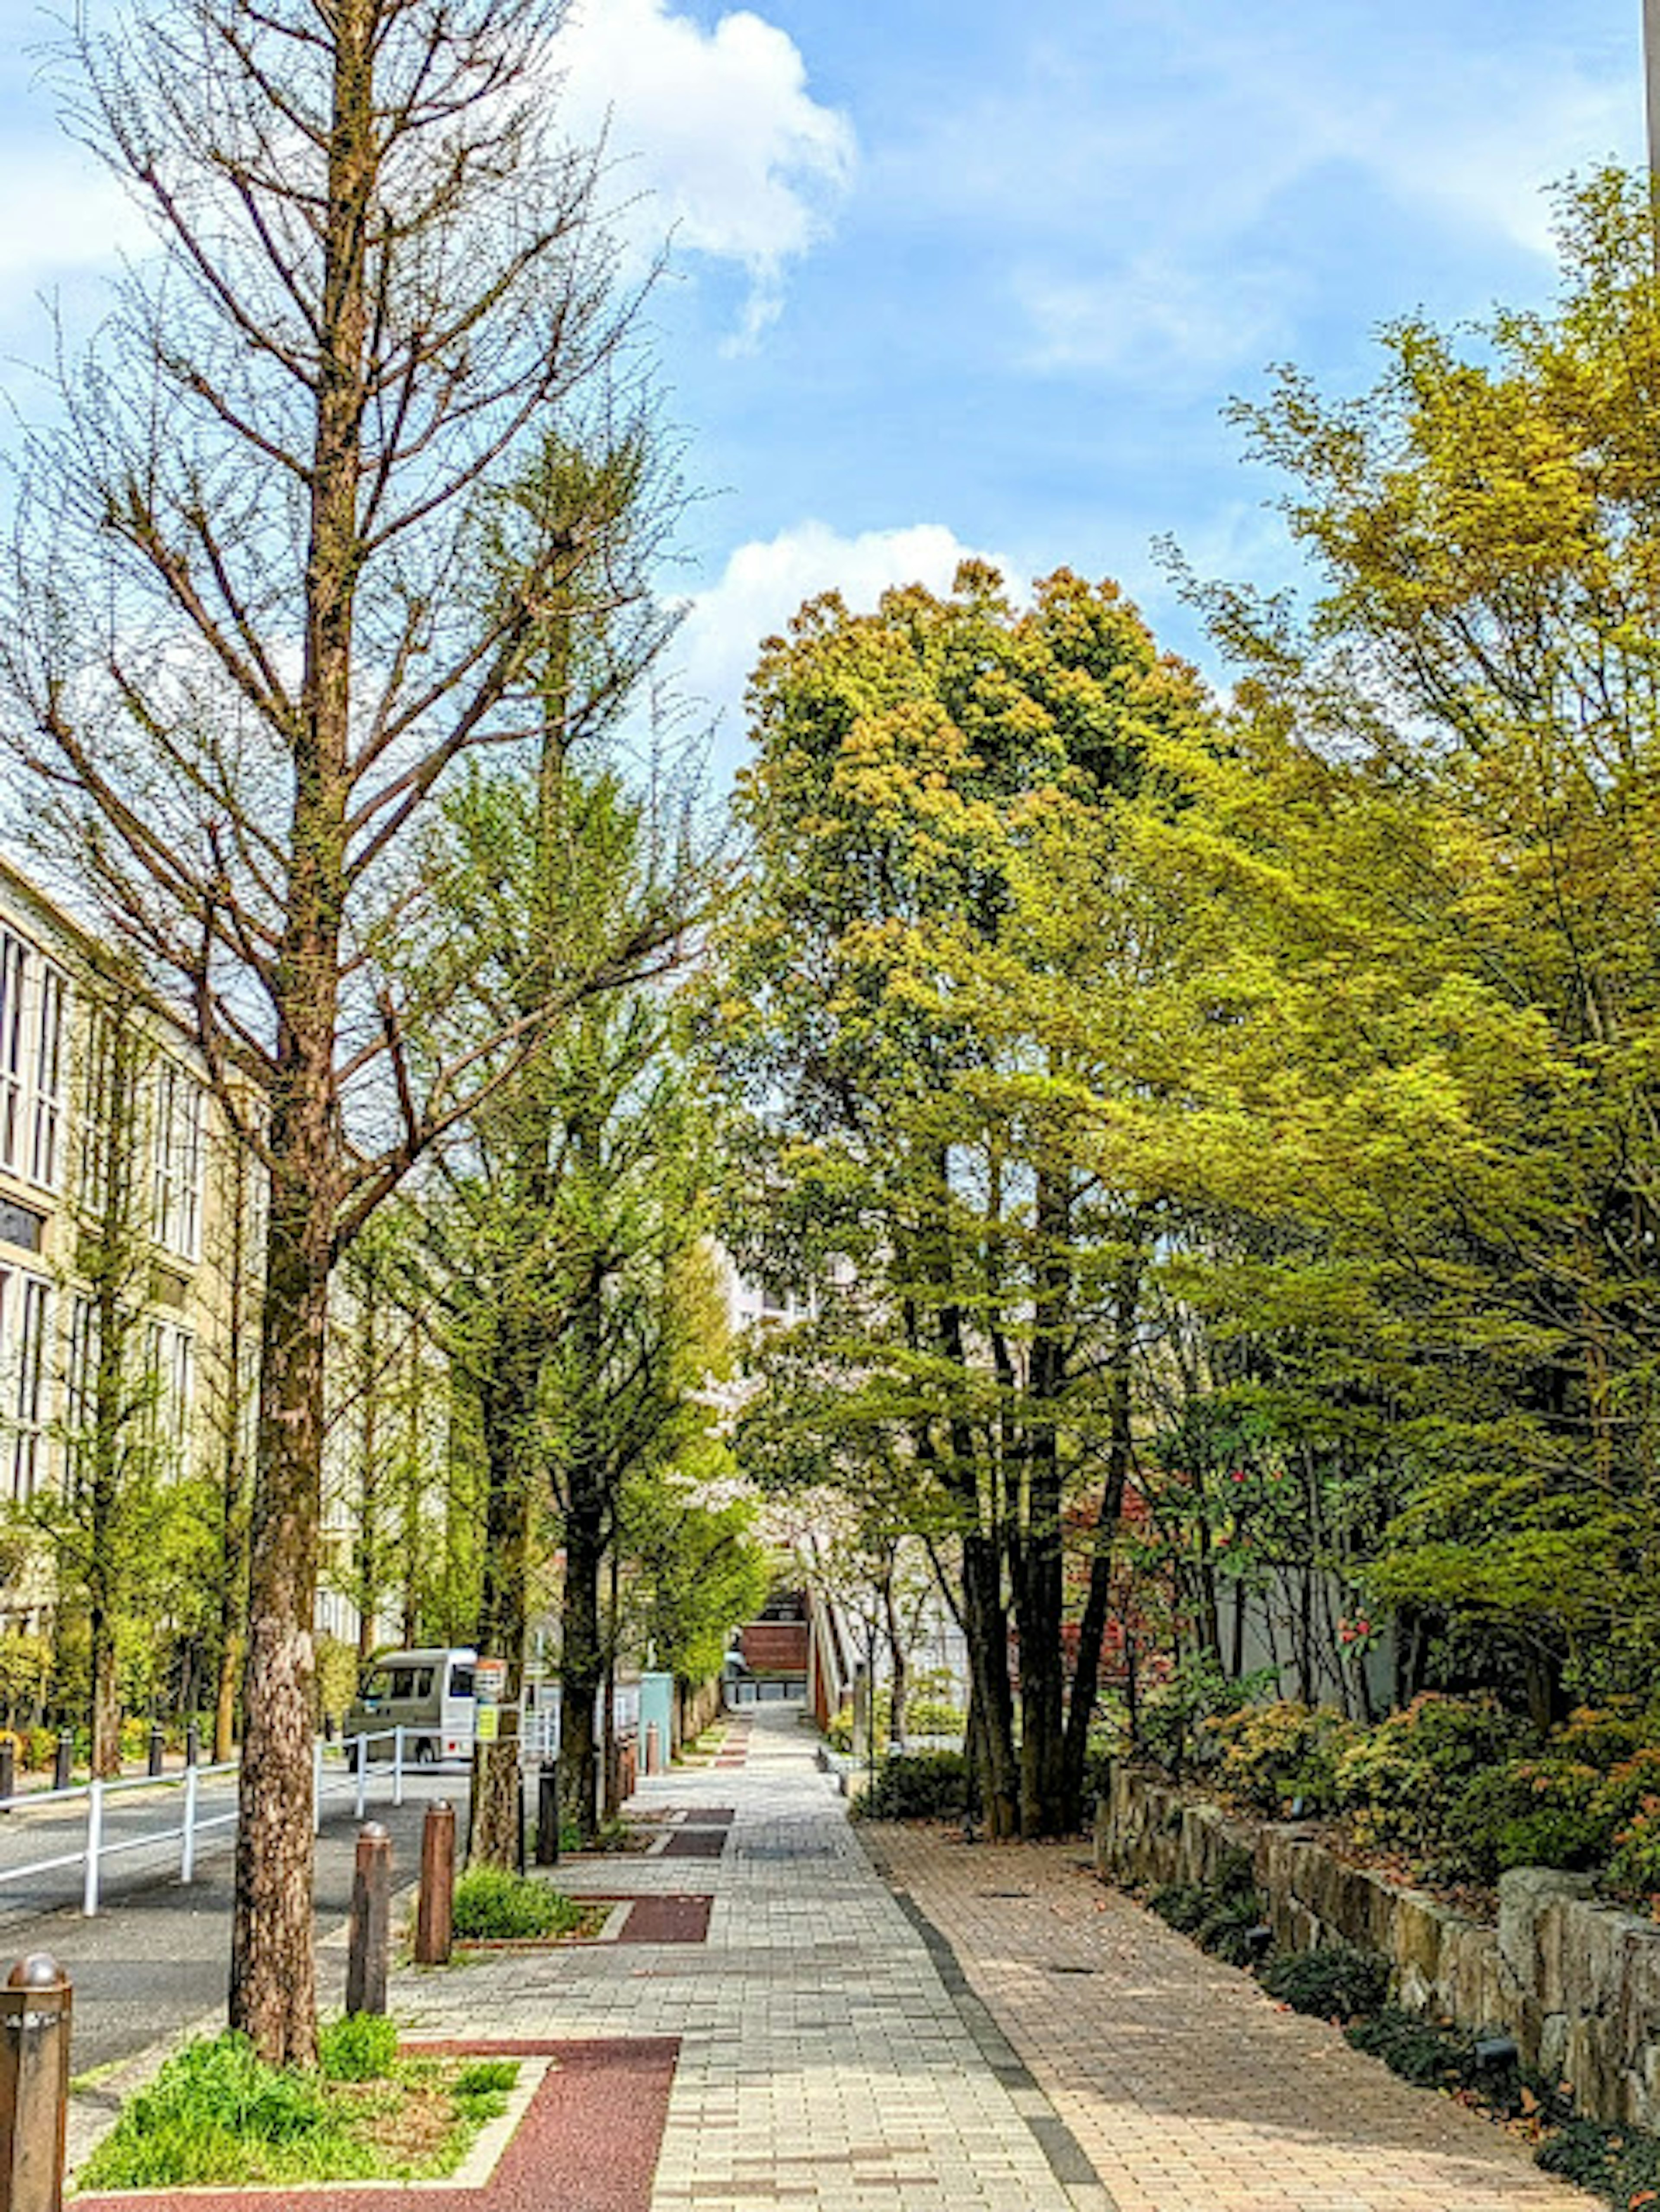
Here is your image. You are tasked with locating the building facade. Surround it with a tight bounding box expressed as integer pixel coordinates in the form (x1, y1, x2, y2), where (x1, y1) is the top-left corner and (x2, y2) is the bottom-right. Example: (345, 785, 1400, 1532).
(0, 857, 259, 1637)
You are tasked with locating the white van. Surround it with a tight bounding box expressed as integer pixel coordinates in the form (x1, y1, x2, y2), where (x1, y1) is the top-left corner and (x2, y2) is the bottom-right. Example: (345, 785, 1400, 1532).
(343, 1646, 477, 1764)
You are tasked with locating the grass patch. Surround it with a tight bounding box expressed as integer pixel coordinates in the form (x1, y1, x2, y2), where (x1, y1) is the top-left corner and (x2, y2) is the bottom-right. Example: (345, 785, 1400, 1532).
(76, 2028, 520, 2191)
(451, 1866, 586, 1939)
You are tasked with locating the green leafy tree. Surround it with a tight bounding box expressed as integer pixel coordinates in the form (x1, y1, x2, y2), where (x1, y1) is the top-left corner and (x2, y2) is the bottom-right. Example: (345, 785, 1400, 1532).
(708, 564, 1217, 1833)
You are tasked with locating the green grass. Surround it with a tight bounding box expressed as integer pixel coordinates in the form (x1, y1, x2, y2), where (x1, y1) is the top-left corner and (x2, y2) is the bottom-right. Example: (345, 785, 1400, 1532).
(451, 1864, 587, 1938)
(76, 2027, 520, 2191)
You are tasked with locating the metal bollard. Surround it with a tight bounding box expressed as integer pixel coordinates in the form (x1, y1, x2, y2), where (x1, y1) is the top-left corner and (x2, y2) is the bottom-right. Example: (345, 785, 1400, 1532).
(147, 1725, 164, 1779)
(323, 1711, 335, 1744)
(414, 1801, 455, 1966)
(645, 1722, 661, 1777)
(0, 1739, 14, 1811)
(345, 1823, 391, 2016)
(51, 1737, 70, 1795)
(0, 1954, 71, 2212)
(534, 1762, 560, 1867)
(185, 1720, 200, 1769)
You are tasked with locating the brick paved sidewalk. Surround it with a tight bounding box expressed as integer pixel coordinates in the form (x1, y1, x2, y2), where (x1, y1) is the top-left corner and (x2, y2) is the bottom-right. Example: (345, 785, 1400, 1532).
(871, 1823, 1600, 2212)
(394, 1705, 1083, 2210)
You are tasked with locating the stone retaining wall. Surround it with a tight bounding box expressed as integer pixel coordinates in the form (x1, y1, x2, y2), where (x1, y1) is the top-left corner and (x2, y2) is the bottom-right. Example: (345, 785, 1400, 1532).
(1094, 1760, 1660, 2131)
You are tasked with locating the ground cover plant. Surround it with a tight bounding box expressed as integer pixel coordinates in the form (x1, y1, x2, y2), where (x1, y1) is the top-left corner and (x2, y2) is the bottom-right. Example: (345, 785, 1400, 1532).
(1146, 1851, 1267, 1968)
(76, 2022, 520, 2190)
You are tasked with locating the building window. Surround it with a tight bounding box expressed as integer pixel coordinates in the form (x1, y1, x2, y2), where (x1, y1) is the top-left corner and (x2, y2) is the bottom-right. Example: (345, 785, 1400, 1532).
(0, 935, 68, 1194)
(152, 1061, 204, 1263)
(0, 1268, 52, 1502)
(144, 1317, 195, 1477)
(0, 935, 25, 1178)
(30, 967, 64, 1191)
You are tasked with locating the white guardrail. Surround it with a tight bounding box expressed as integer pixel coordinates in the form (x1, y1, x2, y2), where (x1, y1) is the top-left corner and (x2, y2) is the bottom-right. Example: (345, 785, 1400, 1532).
(0, 1692, 643, 1920)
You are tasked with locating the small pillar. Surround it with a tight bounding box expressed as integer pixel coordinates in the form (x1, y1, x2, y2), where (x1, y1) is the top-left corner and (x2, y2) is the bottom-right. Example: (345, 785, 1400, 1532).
(345, 1823, 392, 2015)
(414, 1802, 455, 1967)
(0, 1953, 71, 2212)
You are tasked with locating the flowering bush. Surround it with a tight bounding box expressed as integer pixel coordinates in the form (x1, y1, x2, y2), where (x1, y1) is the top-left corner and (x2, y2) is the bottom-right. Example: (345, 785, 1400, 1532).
(1333, 1693, 1528, 1858)
(1448, 1757, 1607, 1880)
(1549, 1702, 1649, 1772)
(1607, 1799, 1660, 1902)
(1588, 1748, 1660, 1836)
(1207, 1701, 1360, 1816)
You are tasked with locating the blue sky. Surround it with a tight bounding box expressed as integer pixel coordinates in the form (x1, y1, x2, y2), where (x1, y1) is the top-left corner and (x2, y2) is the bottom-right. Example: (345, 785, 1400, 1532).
(0, 0, 1645, 781)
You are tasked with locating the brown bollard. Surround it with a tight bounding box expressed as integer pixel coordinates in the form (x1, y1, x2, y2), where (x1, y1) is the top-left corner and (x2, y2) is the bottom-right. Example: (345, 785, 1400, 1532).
(414, 1802, 455, 1967)
(146, 1726, 164, 1779)
(0, 1740, 14, 1810)
(345, 1823, 392, 2016)
(0, 1954, 71, 2212)
(645, 1722, 661, 1777)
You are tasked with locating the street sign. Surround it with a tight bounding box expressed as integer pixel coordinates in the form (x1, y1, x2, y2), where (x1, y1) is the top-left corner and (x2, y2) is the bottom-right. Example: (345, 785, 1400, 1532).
(475, 1658, 506, 1743)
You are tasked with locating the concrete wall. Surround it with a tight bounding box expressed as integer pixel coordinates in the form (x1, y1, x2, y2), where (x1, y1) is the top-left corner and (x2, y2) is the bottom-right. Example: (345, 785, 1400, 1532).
(1095, 1761, 1660, 2132)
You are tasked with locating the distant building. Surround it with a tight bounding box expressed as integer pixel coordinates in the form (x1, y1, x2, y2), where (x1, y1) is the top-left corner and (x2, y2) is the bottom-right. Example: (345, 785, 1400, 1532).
(0, 857, 261, 1634)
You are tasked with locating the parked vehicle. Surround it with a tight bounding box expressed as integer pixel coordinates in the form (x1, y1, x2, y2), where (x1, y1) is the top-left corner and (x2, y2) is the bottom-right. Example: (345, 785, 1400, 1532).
(342, 1646, 477, 1764)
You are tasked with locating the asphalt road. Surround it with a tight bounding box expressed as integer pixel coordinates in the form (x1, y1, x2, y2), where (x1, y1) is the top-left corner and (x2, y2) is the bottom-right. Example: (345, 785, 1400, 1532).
(0, 1762, 472, 2077)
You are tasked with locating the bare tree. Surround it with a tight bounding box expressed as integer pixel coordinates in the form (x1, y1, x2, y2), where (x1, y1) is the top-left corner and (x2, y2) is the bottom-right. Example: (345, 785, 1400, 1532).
(0, 0, 689, 2063)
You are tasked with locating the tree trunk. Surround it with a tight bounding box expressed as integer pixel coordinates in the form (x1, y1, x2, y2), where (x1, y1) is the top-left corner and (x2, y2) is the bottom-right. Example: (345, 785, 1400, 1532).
(230, 0, 369, 2065)
(961, 1530, 1018, 1836)
(1016, 1167, 1070, 1837)
(560, 1465, 606, 1845)
(883, 1574, 909, 1751)
(468, 1319, 534, 1871)
(1058, 1317, 1133, 1832)
(230, 1203, 331, 2067)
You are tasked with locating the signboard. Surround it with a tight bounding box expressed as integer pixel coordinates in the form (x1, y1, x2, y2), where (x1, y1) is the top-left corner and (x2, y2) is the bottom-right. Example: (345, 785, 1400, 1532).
(474, 1658, 506, 1743)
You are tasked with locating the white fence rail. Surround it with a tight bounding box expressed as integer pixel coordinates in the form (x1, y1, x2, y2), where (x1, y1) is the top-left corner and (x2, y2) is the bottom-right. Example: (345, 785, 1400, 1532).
(0, 1682, 644, 1920)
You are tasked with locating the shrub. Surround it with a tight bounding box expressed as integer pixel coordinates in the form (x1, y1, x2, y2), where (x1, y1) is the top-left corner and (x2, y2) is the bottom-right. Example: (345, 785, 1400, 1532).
(1606, 1799, 1660, 1901)
(1345, 2006, 1476, 2090)
(451, 1867, 584, 1940)
(1333, 1693, 1528, 1858)
(1549, 1702, 1649, 1773)
(318, 2012, 399, 2081)
(902, 1698, 966, 1739)
(1148, 1850, 1265, 1966)
(1259, 1941, 1389, 2022)
(1136, 1653, 1267, 1779)
(852, 1749, 972, 1821)
(1207, 1701, 1360, 1816)
(1589, 1747, 1660, 1835)
(1446, 1758, 1608, 1881)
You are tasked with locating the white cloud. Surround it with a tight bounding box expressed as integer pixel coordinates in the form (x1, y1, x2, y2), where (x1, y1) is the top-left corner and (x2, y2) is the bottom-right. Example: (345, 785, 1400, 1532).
(0, 144, 148, 301)
(555, 0, 855, 340)
(885, 9, 1633, 384)
(674, 520, 1020, 751)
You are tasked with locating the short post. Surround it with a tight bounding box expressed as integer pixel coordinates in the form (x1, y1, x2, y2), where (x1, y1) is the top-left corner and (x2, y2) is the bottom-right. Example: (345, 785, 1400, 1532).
(180, 1764, 200, 1885)
(534, 1762, 560, 1866)
(81, 1783, 104, 1918)
(353, 1736, 368, 1821)
(392, 1725, 405, 1810)
(147, 1725, 164, 1779)
(0, 1954, 72, 2212)
(345, 1822, 391, 2017)
(51, 1737, 70, 1795)
(414, 1800, 455, 1966)
(644, 1721, 661, 1777)
(312, 1738, 325, 1837)
(184, 1720, 200, 1769)
(0, 1738, 15, 1809)
(323, 1711, 335, 1744)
